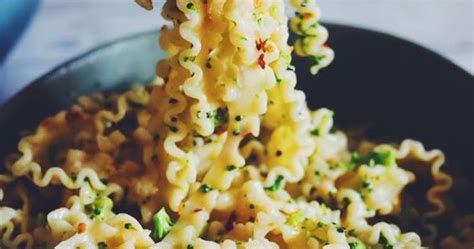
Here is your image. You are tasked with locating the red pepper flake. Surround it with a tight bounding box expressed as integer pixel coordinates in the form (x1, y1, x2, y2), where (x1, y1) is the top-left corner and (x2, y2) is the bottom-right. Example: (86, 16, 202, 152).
(77, 223, 87, 234)
(323, 42, 329, 48)
(255, 38, 267, 51)
(193, 208, 203, 213)
(258, 54, 266, 69)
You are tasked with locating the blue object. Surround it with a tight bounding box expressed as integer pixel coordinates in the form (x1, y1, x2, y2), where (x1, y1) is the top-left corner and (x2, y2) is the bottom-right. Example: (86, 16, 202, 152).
(0, 0, 40, 64)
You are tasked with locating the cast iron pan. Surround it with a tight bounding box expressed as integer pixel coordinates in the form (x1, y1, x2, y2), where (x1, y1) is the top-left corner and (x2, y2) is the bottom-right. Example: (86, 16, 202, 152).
(0, 23, 473, 237)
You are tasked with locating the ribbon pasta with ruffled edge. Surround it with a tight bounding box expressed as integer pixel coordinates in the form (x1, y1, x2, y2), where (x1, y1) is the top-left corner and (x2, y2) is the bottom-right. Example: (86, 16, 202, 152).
(0, 0, 465, 248)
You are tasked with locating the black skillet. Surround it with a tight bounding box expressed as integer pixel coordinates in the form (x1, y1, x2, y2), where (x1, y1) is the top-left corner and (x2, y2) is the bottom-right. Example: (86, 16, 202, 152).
(0, 23, 473, 241)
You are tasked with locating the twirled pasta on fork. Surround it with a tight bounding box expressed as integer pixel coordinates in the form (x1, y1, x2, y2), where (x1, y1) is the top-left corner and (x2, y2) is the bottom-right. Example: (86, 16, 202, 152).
(1, 1, 467, 249)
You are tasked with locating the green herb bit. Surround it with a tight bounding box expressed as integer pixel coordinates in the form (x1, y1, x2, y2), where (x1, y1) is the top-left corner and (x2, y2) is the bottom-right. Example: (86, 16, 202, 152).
(310, 55, 326, 66)
(342, 197, 351, 207)
(320, 203, 331, 215)
(361, 180, 373, 192)
(274, 73, 283, 84)
(253, 13, 263, 25)
(199, 184, 212, 193)
(349, 241, 366, 249)
(183, 56, 196, 62)
(186, 3, 195, 10)
(378, 233, 394, 249)
(86, 196, 113, 221)
(208, 108, 228, 127)
(265, 175, 284, 191)
(226, 165, 237, 171)
(98, 241, 108, 249)
(124, 223, 134, 230)
(249, 204, 255, 209)
(152, 208, 174, 242)
(310, 128, 319, 136)
(345, 152, 359, 171)
(365, 150, 396, 167)
(347, 150, 396, 170)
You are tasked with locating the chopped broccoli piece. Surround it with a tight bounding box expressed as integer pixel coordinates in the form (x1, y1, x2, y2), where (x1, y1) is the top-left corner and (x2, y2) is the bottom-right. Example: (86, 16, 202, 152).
(152, 208, 174, 242)
(346, 150, 396, 171)
(363, 150, 396, 167)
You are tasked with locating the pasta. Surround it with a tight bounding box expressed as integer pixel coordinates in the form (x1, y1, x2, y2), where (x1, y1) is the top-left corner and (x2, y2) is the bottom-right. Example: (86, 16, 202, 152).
(0, 0, 470, 248)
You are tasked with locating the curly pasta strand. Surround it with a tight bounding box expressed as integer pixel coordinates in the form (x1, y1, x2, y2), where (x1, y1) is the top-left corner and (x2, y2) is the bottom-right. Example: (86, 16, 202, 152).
(378, 139, 453, 217)
(0, 1, 459, 248)
(289, 0, 334, 74)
